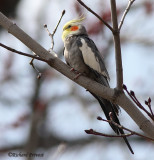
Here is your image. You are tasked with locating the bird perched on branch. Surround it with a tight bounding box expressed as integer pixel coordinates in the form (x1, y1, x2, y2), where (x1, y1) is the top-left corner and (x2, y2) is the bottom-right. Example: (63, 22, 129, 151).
(62, 17, 134, 154)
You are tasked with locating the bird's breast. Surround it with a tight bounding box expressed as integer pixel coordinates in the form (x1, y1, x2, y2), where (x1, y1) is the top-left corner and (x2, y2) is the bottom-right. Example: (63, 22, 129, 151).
(64, 39, 90, 74)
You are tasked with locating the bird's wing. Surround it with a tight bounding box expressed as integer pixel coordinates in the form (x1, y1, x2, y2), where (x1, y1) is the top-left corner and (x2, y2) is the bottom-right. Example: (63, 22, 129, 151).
(79, 37, 110, 80)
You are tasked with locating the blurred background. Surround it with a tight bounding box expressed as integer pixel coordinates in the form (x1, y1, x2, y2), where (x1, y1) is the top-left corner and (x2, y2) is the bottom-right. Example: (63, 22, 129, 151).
(0, 0, 154, 160)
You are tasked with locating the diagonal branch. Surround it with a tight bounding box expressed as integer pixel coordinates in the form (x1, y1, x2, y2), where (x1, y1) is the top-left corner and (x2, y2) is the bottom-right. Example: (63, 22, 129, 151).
(0, 12, 154, 138)
(0, 43, 48, 63)
(123, 84, 154, 121)
(118, 0, 136, 31)
(76, 0, 114, 32)
(110, 0, 123, 90)
(85, 129, 133, 138)
(98, 116, 154, 141)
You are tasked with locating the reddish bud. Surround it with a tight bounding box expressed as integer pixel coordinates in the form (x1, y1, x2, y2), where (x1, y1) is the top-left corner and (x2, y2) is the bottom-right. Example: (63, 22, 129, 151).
(97, 116, 102, 120)
(62, 10, 65, 16)
(44, 24, 47, 28)
(85, 129, 93, 134)
(145, 100, 148, 105)
(148, 97, 151, 103)
(122, 84, 127, 90)
(130, 90, 135, 96)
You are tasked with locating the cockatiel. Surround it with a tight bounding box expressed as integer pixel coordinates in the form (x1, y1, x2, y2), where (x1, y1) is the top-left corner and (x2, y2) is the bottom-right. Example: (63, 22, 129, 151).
(62, 17, 134, 154)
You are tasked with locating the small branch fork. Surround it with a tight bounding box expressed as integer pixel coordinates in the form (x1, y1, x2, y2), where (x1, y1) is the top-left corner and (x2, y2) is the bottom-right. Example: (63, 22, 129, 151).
(76, 0, 114, 32)
(44, 10, 65, 50)
(123, 84, 154, 121)
(29, 10, 65, 78)
(77, 0, 135, 33)
(85, 116, 154, 141)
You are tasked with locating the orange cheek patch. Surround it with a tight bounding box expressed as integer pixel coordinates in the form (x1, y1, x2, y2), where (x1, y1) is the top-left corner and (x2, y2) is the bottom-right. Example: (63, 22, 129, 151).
(70, 26, 79, 31)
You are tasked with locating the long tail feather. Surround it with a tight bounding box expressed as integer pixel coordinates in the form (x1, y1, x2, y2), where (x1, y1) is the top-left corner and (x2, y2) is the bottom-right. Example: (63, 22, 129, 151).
(91, 92, 134, 154)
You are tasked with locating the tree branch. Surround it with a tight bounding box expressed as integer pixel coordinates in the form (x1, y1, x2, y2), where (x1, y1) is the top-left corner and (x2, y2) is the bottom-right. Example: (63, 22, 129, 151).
(76, 0, 114, 32)
(110, 0, 123, 90)
(123, 84, 154, 121)
(118, 0, 136, 31)
(0, 12, 154, 138)
(97, 116, 154, 141)
(85, 129, 133, 138)
(44, 10, 65, 50)
(0, 43, 48, 63)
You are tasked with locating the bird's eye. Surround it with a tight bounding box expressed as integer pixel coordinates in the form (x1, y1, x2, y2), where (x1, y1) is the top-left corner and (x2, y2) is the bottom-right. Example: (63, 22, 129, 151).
(67, 25, 71, 29)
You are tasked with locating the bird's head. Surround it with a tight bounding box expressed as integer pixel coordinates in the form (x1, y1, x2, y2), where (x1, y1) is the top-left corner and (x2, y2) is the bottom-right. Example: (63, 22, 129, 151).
(62, 17, 87, 41)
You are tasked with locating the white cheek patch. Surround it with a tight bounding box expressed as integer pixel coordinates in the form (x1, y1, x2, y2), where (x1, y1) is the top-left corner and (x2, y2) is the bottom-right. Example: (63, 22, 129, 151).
(79, 38, 102, 74)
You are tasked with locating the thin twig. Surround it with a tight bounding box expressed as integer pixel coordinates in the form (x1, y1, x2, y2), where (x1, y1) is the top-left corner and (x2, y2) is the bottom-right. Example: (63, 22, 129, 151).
(145, 98, 154, 118)
(0, 43, 48, 63)
(118, 0, 135, 31)
(76, 0, 114, 32)
(85, 129, 133, 138)
(44, 10, 65, 50)
(0, 42, 49, 78)
(97, 116, 154, 141)
(131, 91, 151, 117)
(123, 84, 154, 121)
(53, 10, 65, 36)
(123, 85, 137, 105)
(149, 104, 154, 118)
(29, 58, 42, 79)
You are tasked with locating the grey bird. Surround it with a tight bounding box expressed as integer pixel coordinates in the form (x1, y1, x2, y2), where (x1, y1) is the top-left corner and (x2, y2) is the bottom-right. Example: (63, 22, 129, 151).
(62, 17, 134, 154)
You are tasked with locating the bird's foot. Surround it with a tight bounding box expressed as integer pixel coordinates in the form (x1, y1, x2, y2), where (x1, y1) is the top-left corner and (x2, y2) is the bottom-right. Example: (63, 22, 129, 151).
(70, 68, 82, 80)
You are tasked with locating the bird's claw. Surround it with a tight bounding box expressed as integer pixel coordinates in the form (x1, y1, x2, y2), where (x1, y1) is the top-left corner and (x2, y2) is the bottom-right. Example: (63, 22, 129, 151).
(70, 68, 82, 80)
